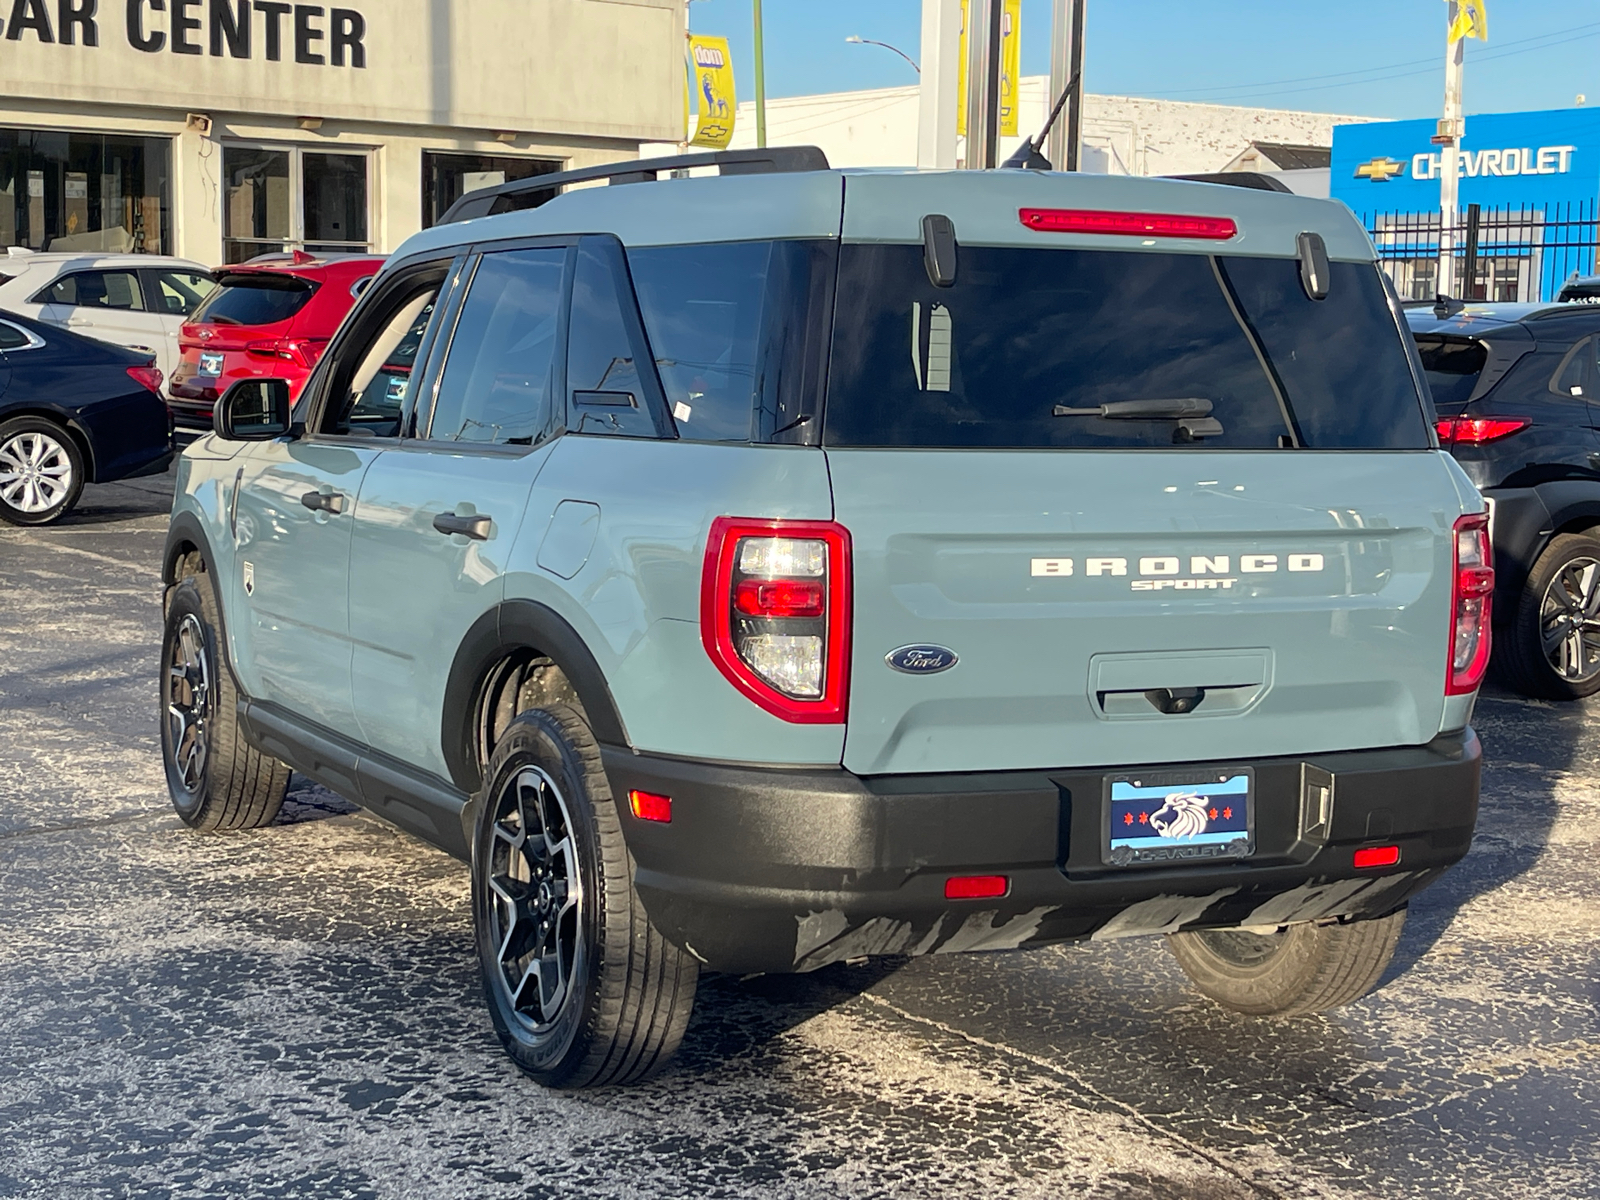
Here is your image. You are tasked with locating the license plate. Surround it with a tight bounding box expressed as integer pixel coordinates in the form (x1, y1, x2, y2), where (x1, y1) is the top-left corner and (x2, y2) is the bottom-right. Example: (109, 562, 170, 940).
(198, 351, 223, 377)
(1103, 768, 1254, 867)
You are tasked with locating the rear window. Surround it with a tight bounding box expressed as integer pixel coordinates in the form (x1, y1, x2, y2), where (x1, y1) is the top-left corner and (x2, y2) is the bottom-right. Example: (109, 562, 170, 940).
(192, 273, 316, 327)
(1413, 336, 1487, 407)
(627, 240, 833, 443)
(823, 245, 1431, 450)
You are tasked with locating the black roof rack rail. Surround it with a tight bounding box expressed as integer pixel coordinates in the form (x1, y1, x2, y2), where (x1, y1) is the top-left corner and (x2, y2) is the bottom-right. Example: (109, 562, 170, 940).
(1163, 171, 1293, 193)
(439, 145, 832, 224)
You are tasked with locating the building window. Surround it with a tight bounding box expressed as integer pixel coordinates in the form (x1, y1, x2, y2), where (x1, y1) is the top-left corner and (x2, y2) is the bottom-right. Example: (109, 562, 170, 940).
(223, 145, 372, 264)
(421, 152, 562, 228)
(0, 130, 172, 254)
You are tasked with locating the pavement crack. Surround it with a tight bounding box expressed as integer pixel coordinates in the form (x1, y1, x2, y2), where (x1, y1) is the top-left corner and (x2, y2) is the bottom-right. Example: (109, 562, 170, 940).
(856, 991, 1296, 1200)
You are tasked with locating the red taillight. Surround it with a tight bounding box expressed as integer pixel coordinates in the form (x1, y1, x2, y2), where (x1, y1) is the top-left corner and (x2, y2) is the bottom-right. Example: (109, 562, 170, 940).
(945, 875, 1009, 900)
(628, 790, 672, 823)
(1435, 416, 1529, 446)
(126, 365, 163, 394)
(701, 517, 851, 723)
(244, 338, 324, 369)
(1353, 845, 1401, 869)
(1019, 208, 1238, 240)
(1447, 512, 1494, 695)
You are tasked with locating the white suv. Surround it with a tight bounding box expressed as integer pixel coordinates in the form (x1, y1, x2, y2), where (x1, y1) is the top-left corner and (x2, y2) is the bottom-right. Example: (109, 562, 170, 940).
(0, 248, 215, 383)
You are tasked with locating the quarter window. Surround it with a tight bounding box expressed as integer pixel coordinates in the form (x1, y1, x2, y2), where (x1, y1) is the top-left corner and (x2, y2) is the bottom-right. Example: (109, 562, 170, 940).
(0, 320, 37, 350)
(426, 247, 566, 446)
(566, 238, 661, 439)
(35, 269, 145, 310)
(145, 269, 216, 316)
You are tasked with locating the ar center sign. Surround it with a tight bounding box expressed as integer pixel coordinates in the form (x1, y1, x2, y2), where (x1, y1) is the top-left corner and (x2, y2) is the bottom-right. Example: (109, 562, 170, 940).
(0, 0, 367, 66)
(1411, 144, 1576, 181)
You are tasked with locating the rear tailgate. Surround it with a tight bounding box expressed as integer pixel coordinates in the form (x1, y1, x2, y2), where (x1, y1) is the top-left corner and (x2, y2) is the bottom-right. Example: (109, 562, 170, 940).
(831, 449, 1461, 775)
(827, 170, 1463, 776)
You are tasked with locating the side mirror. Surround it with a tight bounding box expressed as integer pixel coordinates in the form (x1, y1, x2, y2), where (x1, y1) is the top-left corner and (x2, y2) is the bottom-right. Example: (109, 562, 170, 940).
(214, 378, 293, 440)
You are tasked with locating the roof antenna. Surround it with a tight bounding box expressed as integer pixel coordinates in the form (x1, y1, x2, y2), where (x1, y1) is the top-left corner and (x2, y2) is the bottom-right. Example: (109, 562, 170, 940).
(1000, 72, 1077, 171)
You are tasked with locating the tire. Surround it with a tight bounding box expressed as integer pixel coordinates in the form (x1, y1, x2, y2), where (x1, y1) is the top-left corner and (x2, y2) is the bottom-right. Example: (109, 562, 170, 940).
(472, 704, 698, 1088)
(1496, 531, 1600, 700)
(0, 416, 85, 526)
(1166, 908, 1406, 1017)
(160, 565, 290, 830)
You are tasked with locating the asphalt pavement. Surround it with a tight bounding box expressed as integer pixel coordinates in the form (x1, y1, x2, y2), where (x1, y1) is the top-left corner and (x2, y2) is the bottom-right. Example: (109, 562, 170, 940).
(0, 467, 1596, 1200)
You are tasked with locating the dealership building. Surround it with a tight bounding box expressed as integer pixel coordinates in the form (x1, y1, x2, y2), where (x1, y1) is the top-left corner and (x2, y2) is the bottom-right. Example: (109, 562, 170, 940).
(1331, 107, 1600, 302)
(0, 0, 682, 265)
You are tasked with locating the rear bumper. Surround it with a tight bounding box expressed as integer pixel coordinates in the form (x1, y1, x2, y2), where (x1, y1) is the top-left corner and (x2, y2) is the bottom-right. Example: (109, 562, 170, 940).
(603, 729, 1481, 974)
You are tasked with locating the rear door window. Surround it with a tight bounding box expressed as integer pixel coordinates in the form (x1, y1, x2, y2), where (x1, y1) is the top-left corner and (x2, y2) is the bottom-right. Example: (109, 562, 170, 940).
(1414, 336, 1488, 406)
(823, 245, 1431, 450)
(425, 247, 566, 446)
(566, 237, 670, 439)
(192, 274, 316, 326)
(36, 270, 145, 310)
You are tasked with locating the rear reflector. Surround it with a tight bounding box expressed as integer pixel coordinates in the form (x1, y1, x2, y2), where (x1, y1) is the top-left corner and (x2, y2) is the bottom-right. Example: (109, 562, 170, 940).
(627, 790, 672, 823)
(945, 874, 1009, 900)
(1435, 416, 1529, 445)
(1020, 208, 1238, 240)
(1353, 845, 1401, 869)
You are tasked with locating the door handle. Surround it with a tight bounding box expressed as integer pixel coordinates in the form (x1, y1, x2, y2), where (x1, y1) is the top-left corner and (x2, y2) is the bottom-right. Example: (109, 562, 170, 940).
(301, 489, 345, 514)
(432, 511, 492, 540)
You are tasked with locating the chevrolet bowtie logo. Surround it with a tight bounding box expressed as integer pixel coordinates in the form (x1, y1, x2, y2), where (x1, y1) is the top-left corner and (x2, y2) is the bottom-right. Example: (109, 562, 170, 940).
(1354, 156, 1406, 181)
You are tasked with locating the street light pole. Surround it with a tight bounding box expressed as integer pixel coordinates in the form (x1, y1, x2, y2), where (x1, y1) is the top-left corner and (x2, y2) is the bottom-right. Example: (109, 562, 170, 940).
(963, 0, 1003, 169)
(916, 0, 960, 168)
(1437, 1, 1465, 299)
(753, 0, 767, 148)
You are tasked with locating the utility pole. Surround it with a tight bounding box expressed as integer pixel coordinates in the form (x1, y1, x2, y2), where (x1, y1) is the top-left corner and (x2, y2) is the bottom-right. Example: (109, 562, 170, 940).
(916, 0, 961, 168)
(753, 0, 767, 148)
(1047, 0, 1085, 170)
(963, 0, 1003, 168)
(1436, 3, 1464, 298)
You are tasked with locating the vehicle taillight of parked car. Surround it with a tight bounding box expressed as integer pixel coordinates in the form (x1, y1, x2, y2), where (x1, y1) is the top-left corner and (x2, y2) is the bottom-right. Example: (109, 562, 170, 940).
(126, 364, 164, 395)
(701, 517, 852, 722)
(1448, 512, 1494, 695)
(1435, 416, 1530, 445)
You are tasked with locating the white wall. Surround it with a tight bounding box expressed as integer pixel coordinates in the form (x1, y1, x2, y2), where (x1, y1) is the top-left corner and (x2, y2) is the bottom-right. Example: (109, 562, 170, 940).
(709, 77, 1373, 176)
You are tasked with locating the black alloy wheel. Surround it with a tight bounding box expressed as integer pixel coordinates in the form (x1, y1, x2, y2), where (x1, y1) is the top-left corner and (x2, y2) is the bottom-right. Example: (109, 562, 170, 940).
(1497, 531, 1600, 700)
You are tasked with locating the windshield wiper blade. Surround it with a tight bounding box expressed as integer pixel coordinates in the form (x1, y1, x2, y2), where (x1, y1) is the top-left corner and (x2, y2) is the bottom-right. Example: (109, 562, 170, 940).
(1053, 397, 1213, 419)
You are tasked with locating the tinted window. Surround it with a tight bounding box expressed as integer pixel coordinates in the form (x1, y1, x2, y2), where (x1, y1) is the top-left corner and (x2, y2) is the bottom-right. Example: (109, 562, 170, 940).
(1223, 258, 1432, 447)
(567, 239, 660, 438)
(0, 321, 32, 350)
(824, 245, 1430, 450)
(192, 274, 316, 326)
(427, 248, 565, 445)
(628, 240, 828, 442)
(1414, 336, 1488, 406)
(1551, 337, 1596, 398)
(38, 270, 144, 310)
(148, 270, 216, 316)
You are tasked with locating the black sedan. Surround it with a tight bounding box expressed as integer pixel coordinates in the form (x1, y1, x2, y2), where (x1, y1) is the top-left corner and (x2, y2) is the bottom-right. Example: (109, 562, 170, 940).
(0, 310, 172, 526)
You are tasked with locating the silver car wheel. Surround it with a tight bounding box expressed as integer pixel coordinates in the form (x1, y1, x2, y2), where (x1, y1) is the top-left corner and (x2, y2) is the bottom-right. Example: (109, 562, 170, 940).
(0, 430, 75, 514)
(1539, 555, 1600, 682)
(486, 765, 586, 1034)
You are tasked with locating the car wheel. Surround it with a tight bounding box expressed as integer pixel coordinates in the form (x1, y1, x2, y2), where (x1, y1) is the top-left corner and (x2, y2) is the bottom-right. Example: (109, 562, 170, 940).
(473, 704, 698, 1088)
(1498, 531, 1600, 700)
(161, 564, 290, 830)
(0, 416, 85, 526)
(1166, 908, 1405, 1017)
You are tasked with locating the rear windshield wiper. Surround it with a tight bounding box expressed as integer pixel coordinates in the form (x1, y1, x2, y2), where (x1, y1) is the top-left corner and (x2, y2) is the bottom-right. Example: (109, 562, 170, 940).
(1053, 397, 1212, 419)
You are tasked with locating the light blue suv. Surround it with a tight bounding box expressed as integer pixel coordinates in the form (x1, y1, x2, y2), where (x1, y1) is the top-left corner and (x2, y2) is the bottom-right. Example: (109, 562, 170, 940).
(161, 148, 1489, 1088)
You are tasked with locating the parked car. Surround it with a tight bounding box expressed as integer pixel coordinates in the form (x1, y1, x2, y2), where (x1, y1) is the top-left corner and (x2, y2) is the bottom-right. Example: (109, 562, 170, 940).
(0, 248, 215, 383)
(165, 251, 384, 435)
(164, 149, 1485, 1089)
(1556, 272, 1600, 303)
(1409, 299, 1600, 699)
(0, 310, 170, 525)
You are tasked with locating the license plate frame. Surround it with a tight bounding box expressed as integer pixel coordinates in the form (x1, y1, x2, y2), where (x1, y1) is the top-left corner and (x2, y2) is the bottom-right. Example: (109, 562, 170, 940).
(198, 350, 224, 377)
(1102, 767, 1255, 867)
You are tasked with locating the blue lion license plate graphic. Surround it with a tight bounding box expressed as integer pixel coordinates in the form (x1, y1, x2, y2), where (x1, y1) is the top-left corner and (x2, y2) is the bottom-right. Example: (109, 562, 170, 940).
(1106, 772, 1252, 866)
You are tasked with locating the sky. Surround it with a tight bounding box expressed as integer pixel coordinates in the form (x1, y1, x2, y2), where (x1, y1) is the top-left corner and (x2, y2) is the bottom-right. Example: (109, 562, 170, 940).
(685, 0, 1600, 121)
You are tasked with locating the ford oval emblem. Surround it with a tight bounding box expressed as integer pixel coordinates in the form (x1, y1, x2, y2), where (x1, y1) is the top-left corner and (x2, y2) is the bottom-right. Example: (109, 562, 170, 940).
(886, 644, 959, 675)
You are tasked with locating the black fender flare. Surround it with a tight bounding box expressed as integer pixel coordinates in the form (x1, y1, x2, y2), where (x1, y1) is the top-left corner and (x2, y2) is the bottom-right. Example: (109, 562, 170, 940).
(441, 600, 631, 794)
(1489, 482, 1600, 611)
(163, 509, 219, 587)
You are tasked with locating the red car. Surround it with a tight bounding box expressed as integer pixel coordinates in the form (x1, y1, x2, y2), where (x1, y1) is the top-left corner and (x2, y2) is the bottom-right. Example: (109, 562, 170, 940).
(167, 252, 385, 434)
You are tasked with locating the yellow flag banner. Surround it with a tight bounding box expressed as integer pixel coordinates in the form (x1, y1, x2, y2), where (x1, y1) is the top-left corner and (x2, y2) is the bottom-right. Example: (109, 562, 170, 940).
(957, 0, 1022, 138)
(688, 35, 736, 149)
(1447, 0, 1487, 44)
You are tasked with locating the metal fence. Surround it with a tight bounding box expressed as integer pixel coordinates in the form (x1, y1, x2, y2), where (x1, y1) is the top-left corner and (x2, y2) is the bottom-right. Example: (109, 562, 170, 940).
(1357, 200, 1598, 303)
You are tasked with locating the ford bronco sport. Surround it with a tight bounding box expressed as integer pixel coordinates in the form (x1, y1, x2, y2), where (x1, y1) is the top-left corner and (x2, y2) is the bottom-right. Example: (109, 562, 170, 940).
(162, 147, 1486, 1089)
